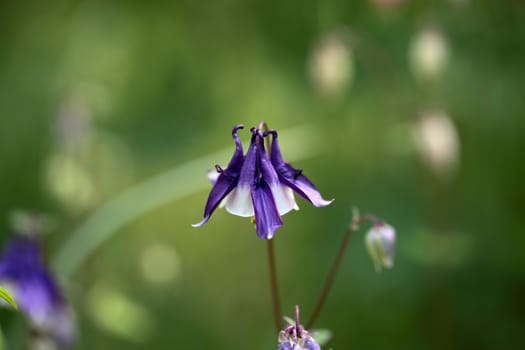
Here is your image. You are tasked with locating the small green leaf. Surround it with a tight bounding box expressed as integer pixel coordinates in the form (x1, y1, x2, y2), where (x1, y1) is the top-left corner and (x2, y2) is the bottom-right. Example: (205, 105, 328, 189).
(311, 329, 332, 346)
(0, 286, 17, 310)
(282, 316, 295, 326)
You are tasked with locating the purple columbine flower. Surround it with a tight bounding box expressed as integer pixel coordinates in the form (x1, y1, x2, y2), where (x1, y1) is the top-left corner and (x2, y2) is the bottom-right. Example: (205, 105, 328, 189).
(0, 235, 75, 348)
(193, 124, 333, 239)
(278, 306, 321, 350)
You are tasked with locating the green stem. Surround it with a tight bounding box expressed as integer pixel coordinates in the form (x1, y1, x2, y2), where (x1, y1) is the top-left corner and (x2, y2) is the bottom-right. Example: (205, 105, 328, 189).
(267, 239, 282, 332)
(306, 212, 379, 329)
(305, 223, 355, 329)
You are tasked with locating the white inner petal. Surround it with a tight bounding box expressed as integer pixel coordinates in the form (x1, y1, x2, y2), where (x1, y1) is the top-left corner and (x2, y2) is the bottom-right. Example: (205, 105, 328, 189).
(226, 186, 254, 217)
(218, 192, 230, 209)
(207, 169, 221, 185)
(271, 185, 299, 216)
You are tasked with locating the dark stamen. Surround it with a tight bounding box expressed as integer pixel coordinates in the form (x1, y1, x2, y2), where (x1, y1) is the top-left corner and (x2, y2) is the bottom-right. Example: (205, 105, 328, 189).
(294, 169, 303, 179)
(263, 129, 277, 138)
(215, 165, 223, 173)
(232, 124, 244, 136)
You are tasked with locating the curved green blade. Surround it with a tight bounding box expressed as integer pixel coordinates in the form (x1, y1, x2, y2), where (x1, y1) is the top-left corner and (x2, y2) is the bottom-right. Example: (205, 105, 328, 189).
(0, 286, 17, 310)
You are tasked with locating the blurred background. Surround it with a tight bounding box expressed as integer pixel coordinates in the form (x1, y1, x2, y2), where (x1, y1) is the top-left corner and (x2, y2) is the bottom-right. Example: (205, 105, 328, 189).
(1, 0, 524, 349)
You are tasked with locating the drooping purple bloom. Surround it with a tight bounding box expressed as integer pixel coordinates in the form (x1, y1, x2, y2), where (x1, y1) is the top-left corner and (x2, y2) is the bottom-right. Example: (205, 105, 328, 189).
(279, 337, 321, 350)
(194, 124, 332, 239)
(278, 306, 321, 350)
(0, 235, 75, 348)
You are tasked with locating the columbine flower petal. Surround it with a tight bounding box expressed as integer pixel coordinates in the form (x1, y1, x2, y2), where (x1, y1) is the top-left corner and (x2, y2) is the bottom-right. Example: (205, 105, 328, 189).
(258, 130, 299, 216)
(246, 129, 284, 239)
(193, 125, 245, 227)
(278, 340, 321, 350)
(0, 235, 76, 348)
(266, 130, 333, 207)
(252, 180, 283, 239)
(225, 129, 258, 217)
(279, 342, 304, 350)
(207, 168, 221, 185)
(303, 339, 321, 350)
(0, 237, 61, 321)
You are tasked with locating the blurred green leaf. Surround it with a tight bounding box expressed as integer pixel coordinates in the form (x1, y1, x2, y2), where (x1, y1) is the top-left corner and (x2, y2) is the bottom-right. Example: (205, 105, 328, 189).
(0, 287, 17, 310)
(311, 329, 332, 346)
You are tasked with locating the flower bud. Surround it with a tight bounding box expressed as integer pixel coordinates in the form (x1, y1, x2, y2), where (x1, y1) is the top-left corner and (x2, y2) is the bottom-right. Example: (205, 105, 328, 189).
(278, 306, 321, 350)
(278, 330, 321, 350)
(365, 222, 396, 272)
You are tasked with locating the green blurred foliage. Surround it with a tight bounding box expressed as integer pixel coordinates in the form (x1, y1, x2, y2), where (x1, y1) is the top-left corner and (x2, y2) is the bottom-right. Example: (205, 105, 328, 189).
(1, 0, 524, 349)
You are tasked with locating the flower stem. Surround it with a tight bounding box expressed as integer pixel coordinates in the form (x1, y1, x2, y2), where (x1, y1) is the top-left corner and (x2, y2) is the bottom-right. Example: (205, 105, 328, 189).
(267, 239, 282, 332)
(305, 224, 354, 329)
(257, 121, 268, 132)
(306, 211, 379, 329)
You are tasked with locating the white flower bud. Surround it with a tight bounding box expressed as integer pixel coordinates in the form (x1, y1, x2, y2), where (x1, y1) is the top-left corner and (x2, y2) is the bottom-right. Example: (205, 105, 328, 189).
(365, 223, 396, 272)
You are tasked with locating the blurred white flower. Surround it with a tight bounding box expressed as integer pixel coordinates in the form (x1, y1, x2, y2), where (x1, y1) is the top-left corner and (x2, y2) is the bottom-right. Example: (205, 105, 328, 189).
(309, 32, 354, 98)
(409, 27, 449, 82)
(413, 111, 460, 179)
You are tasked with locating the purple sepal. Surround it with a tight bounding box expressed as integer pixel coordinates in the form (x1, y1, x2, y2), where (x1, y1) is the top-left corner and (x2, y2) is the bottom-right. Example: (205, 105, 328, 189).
(0, 237, 63, 317)
(278, 337, 321, 350)
(266, 130, 333, 207)
(251, 129, 288, 239)
(278, 343, 298, 350)
(304, 339, 321, 350)
(193, 125, 245, 227)
(252, 180, 282, 239)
